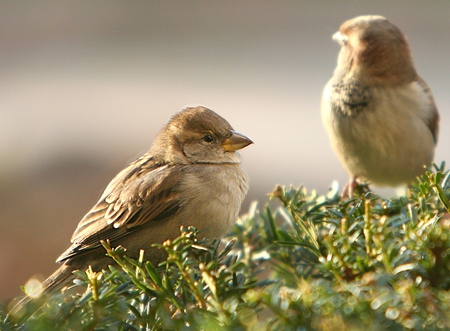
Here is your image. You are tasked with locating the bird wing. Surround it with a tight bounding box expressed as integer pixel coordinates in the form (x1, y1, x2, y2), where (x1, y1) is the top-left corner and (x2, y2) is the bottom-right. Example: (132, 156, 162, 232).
(427, 104, 440, 145)
(417, 78, 440, 144)
(56, 155, 184, 263)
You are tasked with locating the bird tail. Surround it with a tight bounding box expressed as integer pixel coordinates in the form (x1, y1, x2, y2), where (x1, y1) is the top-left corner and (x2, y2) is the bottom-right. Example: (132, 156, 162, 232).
(7, 263, 76, 320)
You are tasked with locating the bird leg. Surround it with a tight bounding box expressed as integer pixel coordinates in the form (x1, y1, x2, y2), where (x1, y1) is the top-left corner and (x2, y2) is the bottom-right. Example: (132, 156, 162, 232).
(342, 176, 357, 199)
(342, 176, 370, 199)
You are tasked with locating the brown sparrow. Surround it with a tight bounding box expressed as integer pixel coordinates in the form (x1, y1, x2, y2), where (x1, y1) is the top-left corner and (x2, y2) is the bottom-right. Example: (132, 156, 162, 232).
(11, 106, 252, 313)
(321, 15, 440, 196)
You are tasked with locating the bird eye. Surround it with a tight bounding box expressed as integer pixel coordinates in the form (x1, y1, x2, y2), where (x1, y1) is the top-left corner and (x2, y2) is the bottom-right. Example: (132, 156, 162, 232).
(203, 134, 214, 143)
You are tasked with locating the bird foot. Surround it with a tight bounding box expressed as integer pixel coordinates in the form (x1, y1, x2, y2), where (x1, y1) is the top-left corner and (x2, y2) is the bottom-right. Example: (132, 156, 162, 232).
(341, 177, 370, 199)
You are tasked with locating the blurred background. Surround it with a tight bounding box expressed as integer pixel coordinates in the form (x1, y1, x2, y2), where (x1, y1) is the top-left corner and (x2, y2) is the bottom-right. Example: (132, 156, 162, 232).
(1, 1, 449, 301)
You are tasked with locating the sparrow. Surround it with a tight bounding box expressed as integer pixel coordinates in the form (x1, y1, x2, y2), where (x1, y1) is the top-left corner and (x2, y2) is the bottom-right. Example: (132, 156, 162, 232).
(321, 15, 440, 197)
(11, 106, 252, 315)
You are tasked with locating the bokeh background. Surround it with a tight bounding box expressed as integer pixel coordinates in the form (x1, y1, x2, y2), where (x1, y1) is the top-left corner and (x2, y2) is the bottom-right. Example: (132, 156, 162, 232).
(1, 1, 449, 301)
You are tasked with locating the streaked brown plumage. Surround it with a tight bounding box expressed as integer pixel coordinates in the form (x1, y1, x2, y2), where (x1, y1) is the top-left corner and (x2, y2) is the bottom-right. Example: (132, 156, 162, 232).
(11, 106, 252, 315)
(322, 15, 439, 196)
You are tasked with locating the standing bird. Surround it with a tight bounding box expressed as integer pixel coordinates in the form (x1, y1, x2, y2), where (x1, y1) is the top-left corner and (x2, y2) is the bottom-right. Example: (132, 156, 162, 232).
(322, 15, 439, 197)
(11, 106, 252, 314)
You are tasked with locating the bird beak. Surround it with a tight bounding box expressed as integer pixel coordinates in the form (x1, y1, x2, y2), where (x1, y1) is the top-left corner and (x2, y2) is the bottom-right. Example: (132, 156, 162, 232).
(222, 130, 253, 151)
(332, 31, 347, 45)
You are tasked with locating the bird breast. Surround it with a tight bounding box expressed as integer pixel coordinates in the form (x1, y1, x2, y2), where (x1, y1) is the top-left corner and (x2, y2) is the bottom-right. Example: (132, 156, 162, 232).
(177, 163, 249, 237)
(322, 79, 436, 186)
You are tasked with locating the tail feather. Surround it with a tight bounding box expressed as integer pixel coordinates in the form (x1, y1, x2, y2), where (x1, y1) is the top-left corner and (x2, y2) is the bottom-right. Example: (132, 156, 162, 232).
(7, 263, 76, 319)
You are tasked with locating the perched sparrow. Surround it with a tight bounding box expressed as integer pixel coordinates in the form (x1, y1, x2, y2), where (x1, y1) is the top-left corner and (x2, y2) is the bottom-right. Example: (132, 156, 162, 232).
(11, 106, 252, 313)
(322, 15, 439, 196)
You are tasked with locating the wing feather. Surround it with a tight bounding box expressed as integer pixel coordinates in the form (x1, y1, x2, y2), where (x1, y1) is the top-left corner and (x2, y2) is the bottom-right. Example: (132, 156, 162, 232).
(56, 154, 184, 263)
(416, 77, 440, 144)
